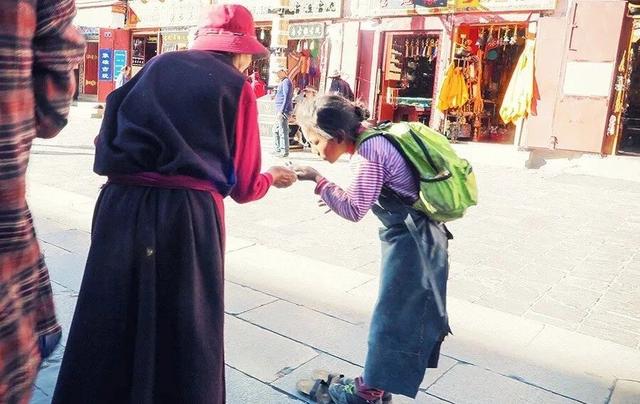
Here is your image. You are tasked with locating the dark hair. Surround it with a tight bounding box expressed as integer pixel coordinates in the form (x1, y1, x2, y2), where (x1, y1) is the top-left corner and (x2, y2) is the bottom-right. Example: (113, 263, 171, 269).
(294, 94, 371, 143)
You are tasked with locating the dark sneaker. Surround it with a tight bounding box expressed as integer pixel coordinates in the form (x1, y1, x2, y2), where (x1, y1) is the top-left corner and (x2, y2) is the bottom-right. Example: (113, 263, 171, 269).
(328, 379, 382, 404)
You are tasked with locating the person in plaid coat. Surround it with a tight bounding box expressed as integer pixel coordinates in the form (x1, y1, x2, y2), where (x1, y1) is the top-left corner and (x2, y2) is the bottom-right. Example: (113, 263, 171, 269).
(0, 1, 84, 402)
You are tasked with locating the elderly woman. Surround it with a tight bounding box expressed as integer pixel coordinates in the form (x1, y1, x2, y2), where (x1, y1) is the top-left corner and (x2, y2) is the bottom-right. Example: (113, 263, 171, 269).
(53, 5, 296, 403)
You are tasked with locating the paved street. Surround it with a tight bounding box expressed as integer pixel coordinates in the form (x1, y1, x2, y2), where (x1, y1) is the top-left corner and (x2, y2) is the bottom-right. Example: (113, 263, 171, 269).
(26, 102, 640, 403)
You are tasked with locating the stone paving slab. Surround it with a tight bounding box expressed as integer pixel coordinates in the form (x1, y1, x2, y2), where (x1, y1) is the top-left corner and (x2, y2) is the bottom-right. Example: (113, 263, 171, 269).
(225, 281, 279, 315)
(38, 229, 91, 253)
(610, 380, 640, 404)
(240, 300, 369, 366)
(226, 244, 375, 325)
(225, 315, 319, 383)
(226, 366, 301, 403)
(28, 147, 640, 350)
(43, 251, 88, 293)
(427, 363, 579, 404)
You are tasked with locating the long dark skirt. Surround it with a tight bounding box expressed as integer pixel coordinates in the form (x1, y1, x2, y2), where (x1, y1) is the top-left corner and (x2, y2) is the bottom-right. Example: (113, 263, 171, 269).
(364, 193, 450, 398)
(53, 184, 225, 404)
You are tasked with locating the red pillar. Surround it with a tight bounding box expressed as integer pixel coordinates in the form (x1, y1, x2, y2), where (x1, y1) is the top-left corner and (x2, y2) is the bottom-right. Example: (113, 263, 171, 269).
(97, 28, 130, 102)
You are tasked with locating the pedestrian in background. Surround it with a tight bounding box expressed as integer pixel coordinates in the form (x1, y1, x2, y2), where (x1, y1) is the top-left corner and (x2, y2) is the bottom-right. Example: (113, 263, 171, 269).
(293, 95, 451, 404)
(328, 70, 355, 101)
(272, 64, 294, 157)
(53, 4, 296, 403)
(115, 65, 131, 89)
(0, 0, 84, 402)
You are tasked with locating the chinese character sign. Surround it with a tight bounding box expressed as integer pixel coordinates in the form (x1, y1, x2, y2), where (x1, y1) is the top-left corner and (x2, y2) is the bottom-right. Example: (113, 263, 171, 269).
(113, 50, 127, 80)
(99, 48, 113, 81)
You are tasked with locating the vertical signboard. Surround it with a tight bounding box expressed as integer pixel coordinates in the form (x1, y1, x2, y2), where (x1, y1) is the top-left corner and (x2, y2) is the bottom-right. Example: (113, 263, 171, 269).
(113, 50, 127, 80)
(99, 48, 113, 81)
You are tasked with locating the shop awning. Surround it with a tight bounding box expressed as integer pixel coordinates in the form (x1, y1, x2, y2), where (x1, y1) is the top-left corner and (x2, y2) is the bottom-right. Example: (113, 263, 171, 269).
(127, 0, 210, 29)
(74, 1, 125, 29)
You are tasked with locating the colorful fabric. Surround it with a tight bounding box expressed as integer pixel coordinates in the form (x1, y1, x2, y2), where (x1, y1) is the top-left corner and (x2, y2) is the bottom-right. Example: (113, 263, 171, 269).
(436, 64, 469, 111)
(0, 1, 84, 402)
(500, 39, 535, 124)
(316, 136, 418, 222)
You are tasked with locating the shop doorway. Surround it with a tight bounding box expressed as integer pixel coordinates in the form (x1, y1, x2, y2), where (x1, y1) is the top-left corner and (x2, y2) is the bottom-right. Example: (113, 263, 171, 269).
(619, 22, 640, 155)
(131, 34, 158, 75)
(249, 27, 272, 86)
(82, 42, 99, 95)
(378, 31, 441, 125)
(442, 23, 528, 143)
(287, 38, 323, 91)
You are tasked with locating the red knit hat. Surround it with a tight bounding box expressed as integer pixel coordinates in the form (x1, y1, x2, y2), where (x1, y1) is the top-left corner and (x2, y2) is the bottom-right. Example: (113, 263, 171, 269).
(191, 4, 269, 56)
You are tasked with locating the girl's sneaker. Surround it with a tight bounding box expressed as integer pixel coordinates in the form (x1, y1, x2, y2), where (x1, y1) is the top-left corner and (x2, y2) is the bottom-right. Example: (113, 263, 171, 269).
(328, 378, 391, 404)
(328, 379, 381, 404)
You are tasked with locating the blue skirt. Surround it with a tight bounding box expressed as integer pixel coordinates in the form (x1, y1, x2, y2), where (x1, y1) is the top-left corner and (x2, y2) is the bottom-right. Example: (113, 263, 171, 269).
(364, 194, 451, 398)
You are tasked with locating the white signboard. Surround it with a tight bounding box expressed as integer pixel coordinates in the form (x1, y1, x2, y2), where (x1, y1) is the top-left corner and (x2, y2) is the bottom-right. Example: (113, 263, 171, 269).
(563, 62, 615, 98)
(129, 0, 210, 28)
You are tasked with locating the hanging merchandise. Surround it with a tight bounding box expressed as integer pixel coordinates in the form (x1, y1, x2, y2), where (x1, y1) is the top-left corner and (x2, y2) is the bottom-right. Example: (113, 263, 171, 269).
(499, 39, 536, 124)
(437, 63, 469, 111)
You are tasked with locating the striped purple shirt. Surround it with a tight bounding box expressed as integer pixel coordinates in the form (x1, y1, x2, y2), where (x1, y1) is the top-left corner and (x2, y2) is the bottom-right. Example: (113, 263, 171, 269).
(315, 136, 419, 222)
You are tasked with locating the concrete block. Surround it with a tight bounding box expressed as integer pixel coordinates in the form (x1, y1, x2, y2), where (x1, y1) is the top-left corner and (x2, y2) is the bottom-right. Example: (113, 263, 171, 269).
(225, 281, 278, 315)
(225, 315, 318, 383)
(523, 312, 579, 332)
(585, 311, 640, 336)
(226, 244, 375, 324)
(226, 366, 299, 404)
(444, 300, 615, 403)
(578, 320, 640, 349)
(239, 300, 369, 366)
(527, 326, 640, 381)
(476, 295, 534, 317)
(427, 364, 576, 404)
(529, 297, 588, 325)
(610, 380, 640, 404)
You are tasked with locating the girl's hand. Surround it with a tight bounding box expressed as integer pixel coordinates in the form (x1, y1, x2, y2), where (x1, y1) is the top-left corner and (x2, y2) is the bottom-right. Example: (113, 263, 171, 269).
(293, 166, 322, 182)
(267, 166, 297, 188)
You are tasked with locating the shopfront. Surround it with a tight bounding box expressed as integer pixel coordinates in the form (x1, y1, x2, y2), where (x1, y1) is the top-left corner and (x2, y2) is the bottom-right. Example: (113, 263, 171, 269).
(617, 16, 640, 155)
(441, 19, 532, 143)
(287, 22, 327, 91)
(379, 31, 442, 124)
(128, 0, 211, 74)
(350, 1, 452, 126)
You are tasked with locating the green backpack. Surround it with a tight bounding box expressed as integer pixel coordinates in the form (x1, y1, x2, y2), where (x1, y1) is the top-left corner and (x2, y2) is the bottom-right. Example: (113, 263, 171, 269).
(357, 122, 478, 222)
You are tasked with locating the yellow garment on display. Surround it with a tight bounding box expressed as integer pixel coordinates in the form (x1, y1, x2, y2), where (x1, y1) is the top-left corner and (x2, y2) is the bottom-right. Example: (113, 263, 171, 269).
(437, 64, 469, 111)
(499, 39, 535, 124)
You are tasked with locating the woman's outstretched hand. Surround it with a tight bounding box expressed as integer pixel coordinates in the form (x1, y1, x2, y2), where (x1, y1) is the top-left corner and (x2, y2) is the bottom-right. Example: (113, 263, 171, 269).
(293, 165, 323, 182)
(268, 166, 297, 188)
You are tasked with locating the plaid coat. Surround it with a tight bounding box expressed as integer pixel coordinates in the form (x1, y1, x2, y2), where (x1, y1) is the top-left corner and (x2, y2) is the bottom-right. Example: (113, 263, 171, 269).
(0, 1, 84, 402)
